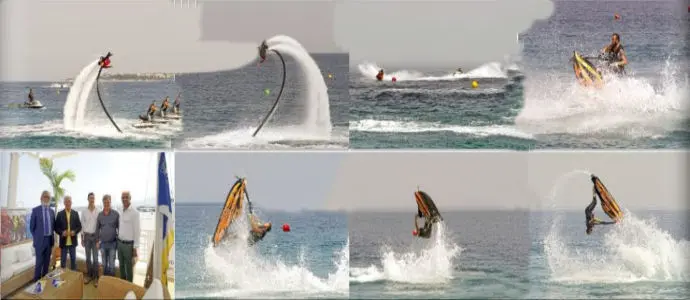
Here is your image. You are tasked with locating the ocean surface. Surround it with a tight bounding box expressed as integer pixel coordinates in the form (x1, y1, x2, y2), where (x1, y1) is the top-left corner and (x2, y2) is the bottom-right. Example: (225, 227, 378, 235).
(350, 0, 688, 149)
(175, 203, 348, 299)
(173, 53, 349, 150)
(516, 0, 689, 149)
(0, 80, 180, 148)
(349, 63, 531, 149)
(528, 210, 689, 299)
(349, 211, 531, 298)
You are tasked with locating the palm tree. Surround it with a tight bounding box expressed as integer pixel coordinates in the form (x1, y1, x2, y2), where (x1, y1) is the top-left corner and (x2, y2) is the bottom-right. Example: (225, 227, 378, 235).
(38, 157, 76, 213)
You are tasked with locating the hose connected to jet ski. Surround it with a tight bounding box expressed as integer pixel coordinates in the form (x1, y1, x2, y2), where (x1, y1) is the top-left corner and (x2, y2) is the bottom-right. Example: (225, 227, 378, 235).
(252, 40, 287, 137)
(95, 53, 122, 133)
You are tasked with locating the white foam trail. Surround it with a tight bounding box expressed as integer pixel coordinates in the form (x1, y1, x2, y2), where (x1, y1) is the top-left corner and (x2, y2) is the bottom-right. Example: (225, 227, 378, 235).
(349, 119, 534, 139)
(544, 212, 689, 283)
(194, 213, 348, 298)
(357, 62, 508, 82)
(516, 57, 689, 138)
(182, 125, 348, 149)
(265, 35, 332, 137)
(350, 223, 462, 284)
(63, 60, 100, 131)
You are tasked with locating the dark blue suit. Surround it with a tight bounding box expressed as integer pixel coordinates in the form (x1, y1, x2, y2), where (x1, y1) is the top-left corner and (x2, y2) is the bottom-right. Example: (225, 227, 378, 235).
(30, 205, 55, 281)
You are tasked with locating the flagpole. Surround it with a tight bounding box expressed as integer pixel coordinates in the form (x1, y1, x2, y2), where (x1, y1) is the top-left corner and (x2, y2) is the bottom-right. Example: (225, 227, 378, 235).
(153, 153, 163, 281)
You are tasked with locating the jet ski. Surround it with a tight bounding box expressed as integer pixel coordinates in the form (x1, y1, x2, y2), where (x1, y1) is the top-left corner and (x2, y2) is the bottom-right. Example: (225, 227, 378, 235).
(10, 100, 44, 109)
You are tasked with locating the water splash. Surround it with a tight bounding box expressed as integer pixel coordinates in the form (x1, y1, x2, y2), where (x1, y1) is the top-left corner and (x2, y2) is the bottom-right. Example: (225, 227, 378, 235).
(350, 222, 462, 284)
(357, 62, 508, 82)
(544, 211, 689, 283)
(63, 60, 100, 131)
(265, 35, 332, 137)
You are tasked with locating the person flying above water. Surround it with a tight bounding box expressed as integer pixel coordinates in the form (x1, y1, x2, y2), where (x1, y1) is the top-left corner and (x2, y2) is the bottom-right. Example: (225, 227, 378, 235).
(413, 210, 433, 239)
(258, 40, 269, 63)
(585, 190, 616, 235)
(98, 52, 113, 68)
(376, 69, 384, 81)
(599, 33, 628, 75)
(160, 97, 170, 116)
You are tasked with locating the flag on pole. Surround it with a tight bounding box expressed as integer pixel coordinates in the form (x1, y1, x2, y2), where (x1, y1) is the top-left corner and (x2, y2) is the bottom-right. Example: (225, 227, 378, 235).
(155, 152, 174, 285)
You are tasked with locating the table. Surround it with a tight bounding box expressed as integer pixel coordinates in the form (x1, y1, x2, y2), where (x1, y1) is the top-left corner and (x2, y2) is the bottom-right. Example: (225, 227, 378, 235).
(13, 269, 83, 299)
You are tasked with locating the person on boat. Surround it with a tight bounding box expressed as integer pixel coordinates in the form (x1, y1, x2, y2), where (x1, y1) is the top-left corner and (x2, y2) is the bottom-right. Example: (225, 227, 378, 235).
(585, 194, 616, 235)
(142, 101, 157, 121)
(376, 69, 384, 81)
(160, 97, 170, 117)
(173, 95, 181, 114)
(98, 52, 112, 69)
(599, 33, 627, 75)
(412, 210, 433, 238)
(248, 214, 271, 245)
(26, 88, 35, 105)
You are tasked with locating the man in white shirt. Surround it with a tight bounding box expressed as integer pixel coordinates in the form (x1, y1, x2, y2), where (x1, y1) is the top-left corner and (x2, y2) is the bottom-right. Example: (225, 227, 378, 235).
(80, 192, 99, 284)
(117, 191, 140, 282)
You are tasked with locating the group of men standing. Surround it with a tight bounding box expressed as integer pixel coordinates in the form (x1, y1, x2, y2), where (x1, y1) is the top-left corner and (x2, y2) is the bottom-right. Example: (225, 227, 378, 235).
(30, 190, 141, 287)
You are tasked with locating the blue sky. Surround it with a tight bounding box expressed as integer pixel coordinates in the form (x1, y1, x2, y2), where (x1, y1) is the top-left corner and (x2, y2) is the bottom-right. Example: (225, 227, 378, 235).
(0, 151, 175, 208)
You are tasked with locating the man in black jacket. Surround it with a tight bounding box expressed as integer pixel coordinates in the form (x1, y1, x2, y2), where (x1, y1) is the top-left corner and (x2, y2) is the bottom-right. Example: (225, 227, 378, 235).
(55, 196, 82, 270)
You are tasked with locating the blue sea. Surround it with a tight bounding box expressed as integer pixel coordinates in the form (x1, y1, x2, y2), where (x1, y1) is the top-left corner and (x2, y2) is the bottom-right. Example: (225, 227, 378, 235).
(173, 53, 349, 150)
(175, 203, 348, 299)
(0, 79, 180, 148)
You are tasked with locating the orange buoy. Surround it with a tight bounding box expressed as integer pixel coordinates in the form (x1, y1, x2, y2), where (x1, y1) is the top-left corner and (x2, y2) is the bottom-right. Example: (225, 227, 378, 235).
(392, 77, 397, 82)
(282, 223, 291, 232)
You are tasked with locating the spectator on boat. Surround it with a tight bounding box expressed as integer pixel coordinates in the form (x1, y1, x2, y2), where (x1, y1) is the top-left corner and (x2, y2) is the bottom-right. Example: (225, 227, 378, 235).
(117, 191, 140, 283)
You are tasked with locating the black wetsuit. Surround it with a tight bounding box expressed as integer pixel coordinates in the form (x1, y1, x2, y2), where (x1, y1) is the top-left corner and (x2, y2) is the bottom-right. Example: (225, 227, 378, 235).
(585, 196, 615, 233)
(415, 212, 433, 239)
(602, 44, 625, 74)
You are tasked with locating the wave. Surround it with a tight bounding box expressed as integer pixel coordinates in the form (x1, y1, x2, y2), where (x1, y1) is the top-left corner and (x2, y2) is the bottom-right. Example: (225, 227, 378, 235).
(349, 119, 533, 139)
(357, 62, 509, 82)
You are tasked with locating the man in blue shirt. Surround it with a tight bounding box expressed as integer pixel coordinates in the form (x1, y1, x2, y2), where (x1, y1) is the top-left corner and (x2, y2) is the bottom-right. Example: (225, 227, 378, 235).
(29, 191, 56, 281)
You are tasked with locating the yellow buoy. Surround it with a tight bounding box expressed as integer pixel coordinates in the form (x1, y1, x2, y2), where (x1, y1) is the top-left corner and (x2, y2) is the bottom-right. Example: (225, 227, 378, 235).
(471, 81, 479, 89)
(264, 88, 271, 95)
(328, 73, 333, 79)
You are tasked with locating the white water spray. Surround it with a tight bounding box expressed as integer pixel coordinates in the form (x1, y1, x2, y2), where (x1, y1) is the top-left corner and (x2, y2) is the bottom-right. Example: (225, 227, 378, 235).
(63, 60, 100, 131)
(544, 212, 689, 283)
(265, 35, 332, 136)
(350, 222, 462, 284)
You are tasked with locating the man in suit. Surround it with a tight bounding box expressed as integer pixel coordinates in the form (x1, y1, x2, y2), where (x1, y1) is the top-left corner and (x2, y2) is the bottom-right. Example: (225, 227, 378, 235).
(55, 195, 82, 270)
(29, 191, 56, 281)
